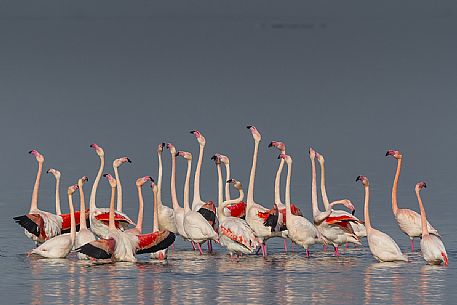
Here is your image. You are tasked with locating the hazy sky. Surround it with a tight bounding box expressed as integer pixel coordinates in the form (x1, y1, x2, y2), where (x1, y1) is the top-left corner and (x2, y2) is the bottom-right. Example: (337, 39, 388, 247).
(1, 1, 456, 233)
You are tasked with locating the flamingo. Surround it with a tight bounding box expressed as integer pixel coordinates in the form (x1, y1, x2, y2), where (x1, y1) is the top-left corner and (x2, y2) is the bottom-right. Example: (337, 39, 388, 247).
(125, 176, 153, 236)
(212, 154, 246, 219)
(310, 148, 361, 256)
(155, 143, 177, 233)
(88, 144, 134, 239)
(14, 150, 62, 245)
(112, 156, 132, 212)
(74, 176, 96, 260)
(46, 168, 62, 215)
(415, 182, 448, 266)
(279, 154, 322, 257)
(245, 126, 281, 257)
(218, 179, 259, 257)
(386, 150, 438, 251)
(356, 175, 408, 262)
(29, 184, 78, 258)
(77, 174, 138, 262)
(178, 150, 218, 254)
(314, 151, 366, 241)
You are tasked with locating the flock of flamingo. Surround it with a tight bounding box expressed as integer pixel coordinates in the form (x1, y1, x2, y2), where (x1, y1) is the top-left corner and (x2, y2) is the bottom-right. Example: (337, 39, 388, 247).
(14, 126, 448, 266)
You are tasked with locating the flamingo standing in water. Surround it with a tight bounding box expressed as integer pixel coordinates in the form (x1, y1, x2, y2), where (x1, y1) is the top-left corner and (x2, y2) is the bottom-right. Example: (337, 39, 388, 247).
(386, 150, 438, 251)
(356, 175, 408, 262)
(415, 182, 448, 266)
(14, 150, 62, 244)
(77, 174, 138, 262)
(112, 156, 132, 213)
(88, 144, 134, 239)
(29, 184, 78, 258)
(155, 143, 177, 233)
(279, 154, 322, 257)
(74, 176, 96, 260)
(310, 148, 360, 256)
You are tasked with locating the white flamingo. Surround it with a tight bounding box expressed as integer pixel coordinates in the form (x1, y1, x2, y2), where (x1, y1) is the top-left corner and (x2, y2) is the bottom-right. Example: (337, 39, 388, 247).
(46, 168, 62, 215)
(415, 182, 448, 266)
(112, 156, 132, 212)
(356, 175, 408, 262)
(29, 184, 78, 258)
(74, 176, 96, 260)
(126, 176, 153, 236)
(279, 154, 322, 257)
(386, 150, 438, 251)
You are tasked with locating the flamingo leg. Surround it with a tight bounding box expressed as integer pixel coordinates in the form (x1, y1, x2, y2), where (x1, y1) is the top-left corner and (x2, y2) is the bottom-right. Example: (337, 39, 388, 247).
(291, 243, 294, 252)
(172, 243, 175, 251)
(207, 240, 212, 253)
(283, 239, 288, 252)
(191, 242, 196, 251)
(410, 239, 415, 252)
(196, 242, 204, 255)
(334, 245, 340, 256)
(306, 249, 310, 258)
(255, 246, 262, 255)
(345, 243, 349, 249)
(323, 245, 327, 252)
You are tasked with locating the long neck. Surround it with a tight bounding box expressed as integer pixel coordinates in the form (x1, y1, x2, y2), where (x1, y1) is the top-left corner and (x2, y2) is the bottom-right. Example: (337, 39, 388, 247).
(223, 190, 244, 209)
(224, 163, 231, 201)
(157, 151, 163, 205)
(30, 161, 43, 212)
(247, 140, 259, 206)
(319, 160, 330, 210)
(311, 157, 321, 217)
(68, 194, 76, 244)
(79, 186, 87, 230)
(363, 185, 372, 230)
(89, 156, 104, 212)
(192, 144, 204, 206)
(54, 177, 61, 215)
(217, 164, 223, 207)
(113, 166, 123, 212)
(416, 190, 429, 236)
(153, 188, 159, 231)
(135, 186, 144, 233)
(285, 161, 292, 218)
(183, 159, 192, 212)
(391, 158, 402, 215)
(108, 187, 116, 230)
(170, 153, 180, 210)
(275, 158, 284, 205)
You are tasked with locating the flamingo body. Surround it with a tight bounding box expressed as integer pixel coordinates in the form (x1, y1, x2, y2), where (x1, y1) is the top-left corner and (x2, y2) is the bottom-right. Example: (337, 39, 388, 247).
(30, 233, 73, 258)
(367, 228, 408, 262)
(395, 208, 439, 239)
(184, 210, 218, 244)
(74, 229, 96, 260)
(136, 231, 176, 254)
(219, 218, 259, 255)
(223, 201, 246, 218)
(14, 211, 62, 244)
(421, 234, 448, 266)
(157, 205, 177, 233)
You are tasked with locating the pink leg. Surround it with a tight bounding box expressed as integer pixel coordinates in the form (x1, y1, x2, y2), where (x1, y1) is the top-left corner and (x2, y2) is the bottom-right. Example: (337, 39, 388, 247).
(207, 240, 212, 252)
(255, 246, 261, 255)
(191, 242, 196, 251)
(196, 242, 204, 255)
(172, 243, 175, 251)
(334, 245, 340, 256)
(323, 245, 327, 252)
(291, 243, 294, 252)
(306, 249, 310, 258)
(283, 239, 288, 252)
(345, 243, 349, 249)
(410, 239, 414, 252)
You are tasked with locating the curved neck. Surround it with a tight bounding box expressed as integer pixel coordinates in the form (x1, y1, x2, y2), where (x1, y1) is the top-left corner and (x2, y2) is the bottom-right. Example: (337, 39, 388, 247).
(311, 157, 321, 217)
(416, 190, 428, 236)
(216, 164, 223, 206)
(319, 159, 330, 210)
(363, 184, 372, 230)
(247, 140, 259, 206)
(54, 177, 61, 215)
(135, 186, 144, 233)
(30, 161, 43, 212)
(157, 151, 163, 205)
(113, 166, 123, 212)
(285, 161, 292, 218)
(192, 144, 204, 207)
(183, 159, 192, 212)
(153, 188, 159, 231)
(391, 158, 402, 215)
(274, 158, 285, 205)
(108, 187, 116, 230)
(79, 186, 87, 230)
(224, 163, 231, 201)
(89, 156, 104, 212)
(170, 153, 180, 210)
(68, 193, 76, 244)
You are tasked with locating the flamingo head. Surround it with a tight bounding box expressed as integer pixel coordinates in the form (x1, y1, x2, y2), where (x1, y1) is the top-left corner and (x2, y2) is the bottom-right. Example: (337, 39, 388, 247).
(309, 147, 316, 159)
(157, 143, 165, 153)
(341, 199, 356, 214)
(90, 143, 104, 157)
(218, 154, 230, 165)
(356, 175, 369, 186)
(103, 173, 117, 188)
(268, 141, 286, 153)
(67, 184, 79, 195)
(227, 178, 242, 190)
(211, 154, 221, 165)
(385, 149, 402, 159)
(29, 150, 44, 163)
(166, 143, 177, 154)
(78, 176, 89, 188)
(190, 130, 206, 146)
(247, 125, 261, 142)
(177, 150, 192, 161)
(278, 153, 292, 164)
(415, 181, 427, 192)
(113, 157, 132, 168)
(46, 168, 61, 179)
(315, 151, 325, 163)
(136, 176, 153, 187)
(150, 181, 158, 193)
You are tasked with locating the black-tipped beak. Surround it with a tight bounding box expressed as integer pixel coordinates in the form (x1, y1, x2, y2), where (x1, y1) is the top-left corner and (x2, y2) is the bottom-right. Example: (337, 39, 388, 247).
(226, 179, 233, 183)
(211, 155, 216, 160)
(246, 125, 252, 129)
(385, 151, 390, 156)
(423, 183, 427, 188)
(352, 209, 356, 215)
(175, 152, 180, 157)
(277, 155, 281, 159)
(103, 173, 108, 177)
(161, 142, 165, 147)
(127, 158, 132, 163)
(190, 130, 196, 134)
(149, 176, 154, 182)
(355, 176, 361, 182)
(268, 142, 273, 147)
(28, 150, 33, 154)
(46, 169, 50, 173)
